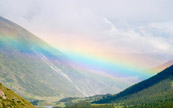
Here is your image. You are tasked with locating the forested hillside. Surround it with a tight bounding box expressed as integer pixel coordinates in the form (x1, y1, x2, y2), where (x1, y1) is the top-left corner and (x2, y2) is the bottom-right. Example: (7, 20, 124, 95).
(93, 65, 173, 108)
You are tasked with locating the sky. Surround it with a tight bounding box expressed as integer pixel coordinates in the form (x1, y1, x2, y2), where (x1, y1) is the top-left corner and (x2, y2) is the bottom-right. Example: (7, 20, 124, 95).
(0, 0, 173, 80)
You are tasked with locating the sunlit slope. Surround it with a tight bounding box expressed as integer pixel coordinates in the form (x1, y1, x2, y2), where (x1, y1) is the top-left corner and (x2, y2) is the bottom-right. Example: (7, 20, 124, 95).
(0, 16, 131, 100)
(0, 83, 35, 108)
(95, 65, 173, 107)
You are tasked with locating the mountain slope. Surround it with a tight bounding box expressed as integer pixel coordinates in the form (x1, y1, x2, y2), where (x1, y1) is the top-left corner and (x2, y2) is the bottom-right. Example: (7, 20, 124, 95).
(0, 16, 131, 100)
(151, 60, 173, 74)
(0, 83, 35, 108)
(94, 65, 173, 107)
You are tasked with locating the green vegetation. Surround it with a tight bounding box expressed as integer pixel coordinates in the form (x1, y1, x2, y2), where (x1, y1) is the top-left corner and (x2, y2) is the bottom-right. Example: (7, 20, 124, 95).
(59, 66, 173, 108)
(55, 101, 114, 108)
(55, 95, 110, 107)
(0, 16, 128, 102)
(53, 66, 173, 108)
(0, 16, 172, 108)
(30, 100, 58, 108)
(0, 16, 80, 100)
(93, 66, 173, 108)
(0, 83, 35, 108)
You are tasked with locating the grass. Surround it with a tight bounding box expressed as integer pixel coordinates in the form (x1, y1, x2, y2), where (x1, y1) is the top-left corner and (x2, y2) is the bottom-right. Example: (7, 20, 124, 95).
(0, 83, 35, 108)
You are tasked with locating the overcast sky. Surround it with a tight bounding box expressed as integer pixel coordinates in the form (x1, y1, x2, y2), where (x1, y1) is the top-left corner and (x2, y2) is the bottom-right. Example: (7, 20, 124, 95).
(0, 0, 173, 68)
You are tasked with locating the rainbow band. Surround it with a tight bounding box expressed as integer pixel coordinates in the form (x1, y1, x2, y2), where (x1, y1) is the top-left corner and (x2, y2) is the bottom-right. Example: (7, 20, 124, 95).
(0, 28, 155, 82)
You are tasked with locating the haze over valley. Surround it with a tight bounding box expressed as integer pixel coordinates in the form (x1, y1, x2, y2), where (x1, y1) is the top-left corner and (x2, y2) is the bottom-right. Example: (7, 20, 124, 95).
(0, 0, 173, 108)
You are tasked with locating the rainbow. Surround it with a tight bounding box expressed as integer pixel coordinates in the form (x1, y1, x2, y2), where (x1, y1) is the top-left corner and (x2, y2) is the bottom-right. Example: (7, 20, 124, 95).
(60, 49, 155, 79)
(0, 27, 156, 82)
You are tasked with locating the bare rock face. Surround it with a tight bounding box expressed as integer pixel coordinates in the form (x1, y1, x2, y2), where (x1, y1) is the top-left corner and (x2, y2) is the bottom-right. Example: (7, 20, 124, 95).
(0, 89, 6, 100)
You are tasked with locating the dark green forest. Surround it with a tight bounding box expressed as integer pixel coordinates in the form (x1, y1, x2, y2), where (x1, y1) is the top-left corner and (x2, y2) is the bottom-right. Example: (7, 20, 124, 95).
(61, 66, 173, 108)
(94, 66, 173, 108)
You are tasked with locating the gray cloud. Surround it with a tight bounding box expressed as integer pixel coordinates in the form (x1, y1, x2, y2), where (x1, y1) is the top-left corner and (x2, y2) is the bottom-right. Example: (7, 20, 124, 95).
(0, 0, 173, 66)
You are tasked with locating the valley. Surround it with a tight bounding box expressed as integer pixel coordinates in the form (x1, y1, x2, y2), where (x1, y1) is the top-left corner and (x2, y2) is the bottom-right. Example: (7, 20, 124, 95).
(51, 65, 173, 108)
(0, 2, 173, 107)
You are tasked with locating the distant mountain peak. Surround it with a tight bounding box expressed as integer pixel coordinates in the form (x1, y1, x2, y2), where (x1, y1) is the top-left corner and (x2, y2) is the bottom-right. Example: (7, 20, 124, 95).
(150, 60, 173, 74)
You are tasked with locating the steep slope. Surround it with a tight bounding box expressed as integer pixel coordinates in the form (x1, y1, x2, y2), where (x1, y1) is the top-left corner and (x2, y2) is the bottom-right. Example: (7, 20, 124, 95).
(94, 65, 173, 107)
(151, 60, 173, 73)
(0, 16, 131, 100)
(0, 83, 35, 108)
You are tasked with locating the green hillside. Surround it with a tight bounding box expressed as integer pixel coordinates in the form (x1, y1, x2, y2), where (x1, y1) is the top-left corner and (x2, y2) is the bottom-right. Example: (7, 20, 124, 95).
(64, 66, 173, 108)
(0, 83, 35, 108)
(94, 65, 173, 108)
(0, 16, 131, 101)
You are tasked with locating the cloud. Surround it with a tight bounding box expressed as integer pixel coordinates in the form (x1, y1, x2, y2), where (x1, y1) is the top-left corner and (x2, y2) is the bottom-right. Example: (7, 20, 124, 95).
(0, 0, 42, 20)
(0, 0, 173, 66)
(103, 18, 173, 54)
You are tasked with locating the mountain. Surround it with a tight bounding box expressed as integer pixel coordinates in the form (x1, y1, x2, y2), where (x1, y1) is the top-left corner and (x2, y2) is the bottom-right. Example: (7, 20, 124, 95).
(0, 16, 131, 100)
(94, 65, 173, 107)
(151, 60, 173, 74)
(0, 83, 35, 108)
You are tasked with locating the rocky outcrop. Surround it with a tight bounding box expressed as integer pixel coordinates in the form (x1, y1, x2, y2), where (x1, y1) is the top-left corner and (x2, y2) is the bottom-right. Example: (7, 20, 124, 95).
(0, 89, 6, 99)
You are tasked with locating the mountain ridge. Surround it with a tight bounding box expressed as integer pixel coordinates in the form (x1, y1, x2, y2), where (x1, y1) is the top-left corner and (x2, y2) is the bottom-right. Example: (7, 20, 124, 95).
(150, 60, 173, 74)
(94, 65, 173, 106)
(0, 16, 131, 100)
